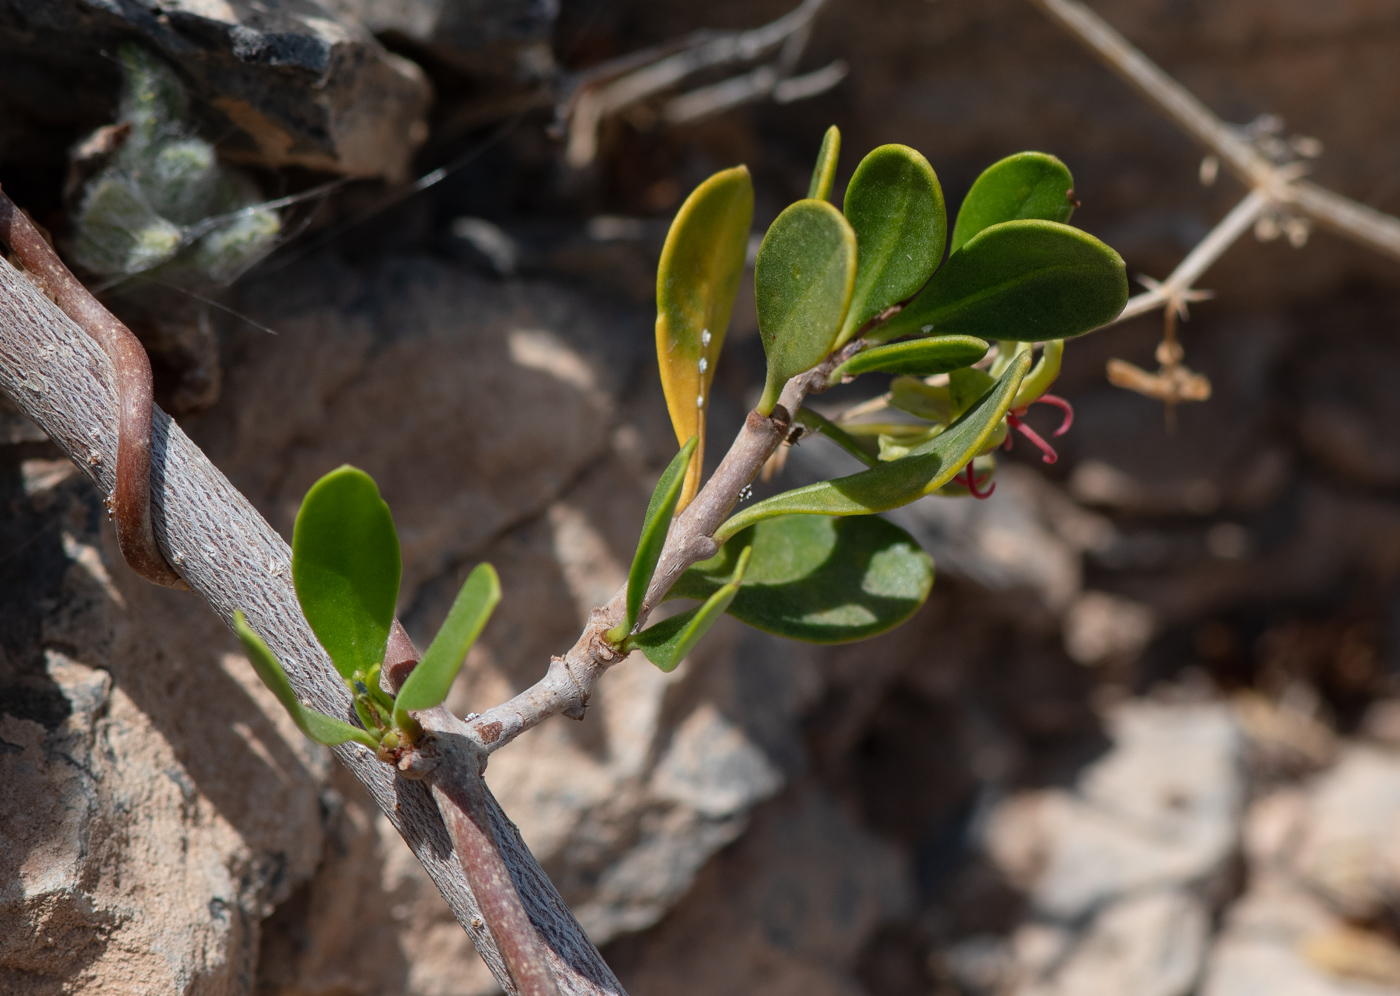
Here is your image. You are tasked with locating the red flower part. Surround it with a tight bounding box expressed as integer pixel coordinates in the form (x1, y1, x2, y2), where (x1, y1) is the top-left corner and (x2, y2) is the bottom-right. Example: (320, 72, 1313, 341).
(1007, 411, 1058, 465)
(1035, 393, 1075, 437)
(955, 462, 996, 499)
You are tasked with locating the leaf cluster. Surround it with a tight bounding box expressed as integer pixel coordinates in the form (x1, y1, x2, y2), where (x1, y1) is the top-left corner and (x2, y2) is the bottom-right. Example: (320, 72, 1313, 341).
(236, 467, 499, 751)
(630, 133, 1127, 664)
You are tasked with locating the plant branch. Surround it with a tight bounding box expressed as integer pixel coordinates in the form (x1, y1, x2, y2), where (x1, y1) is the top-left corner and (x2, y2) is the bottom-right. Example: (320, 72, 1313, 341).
(463, 353, 847, 756)
(560, 0, 835, 167)
(0, 187, 184, 588)
(1030, 0, 1400, 263)
(0, 254, 622, 996)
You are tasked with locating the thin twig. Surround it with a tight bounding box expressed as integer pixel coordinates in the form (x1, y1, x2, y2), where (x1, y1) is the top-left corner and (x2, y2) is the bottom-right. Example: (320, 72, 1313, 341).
(1030, 0, 1400, 263)
(561, 0, 834, 167)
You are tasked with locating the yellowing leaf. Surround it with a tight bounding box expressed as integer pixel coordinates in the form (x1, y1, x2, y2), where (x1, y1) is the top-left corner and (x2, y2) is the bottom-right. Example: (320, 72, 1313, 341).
(656, 166, 754, 509)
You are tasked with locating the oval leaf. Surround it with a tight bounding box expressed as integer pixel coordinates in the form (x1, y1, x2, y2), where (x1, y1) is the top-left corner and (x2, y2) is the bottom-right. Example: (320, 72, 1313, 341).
(871, 220, 1128, 343)
(394, 563, 501, 725)
(671, 514, 933, 644)
(292, 466, 401, 681)
(755, 199, 858, 414)
(233, 612, 377, 748)
(630, 548, 750, 672)
(808, 125, 841, 201)
(951, 152, 1076, 253)
(837, 144, 946, 347)
(716, 350, 1030, 539)
(617, 435, 698, 638)
(829, 335, 988, 382)
(657, 166, 754, 508)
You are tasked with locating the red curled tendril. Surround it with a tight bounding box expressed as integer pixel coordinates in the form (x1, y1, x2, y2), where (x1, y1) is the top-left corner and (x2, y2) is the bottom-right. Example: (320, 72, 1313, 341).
(1036, 393, 1075, 436)
(1006, 412, 1058, 464)
(954, 463, 995, 499)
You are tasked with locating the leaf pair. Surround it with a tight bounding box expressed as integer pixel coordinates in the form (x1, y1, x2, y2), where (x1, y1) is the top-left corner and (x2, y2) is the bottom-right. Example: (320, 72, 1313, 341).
(754, 134, 947, 413)
(235, 466, 500, 749)
(871, 152, 1126, 343)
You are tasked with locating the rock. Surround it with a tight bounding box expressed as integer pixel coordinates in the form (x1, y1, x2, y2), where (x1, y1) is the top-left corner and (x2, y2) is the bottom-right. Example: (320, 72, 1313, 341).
(1062, 590, 1156, 666)
(1288, 747, 1400, 921)
(979, 700, 1244, 996)
(325, 0, 558, 79)
(191, 254, 645, 600)
(1199, 783, 1400, 996)
(605, 784, 913, 996)
(0, 0, 430, 180)
(0, 448, 328, 994)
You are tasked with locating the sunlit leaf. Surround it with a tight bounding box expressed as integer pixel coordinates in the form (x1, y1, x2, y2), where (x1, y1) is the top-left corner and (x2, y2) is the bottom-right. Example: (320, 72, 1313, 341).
(671, 514, 933, 644)
(657, 166, 754, 508)
(870, 220, 1127, 343)
(808, 125, 841, 201)
(393, 564, 501, 726)
(837, 144, 946, 347)
(755, 199, 858, 414)
(715, 351, 1030, 538)
(829, 335, 987, 383)
(292, 466, 400, 682)
(233, 611, 378, 748)
(613, 436, 698, 641)
(951, 152, 1076, 253)
(890, 376, 952, 422)
(631, 547, 750, 672)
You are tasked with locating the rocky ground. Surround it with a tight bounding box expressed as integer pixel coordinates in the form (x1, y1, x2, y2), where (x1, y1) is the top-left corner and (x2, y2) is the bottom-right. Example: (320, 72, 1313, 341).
(3, 1, 1400, 995)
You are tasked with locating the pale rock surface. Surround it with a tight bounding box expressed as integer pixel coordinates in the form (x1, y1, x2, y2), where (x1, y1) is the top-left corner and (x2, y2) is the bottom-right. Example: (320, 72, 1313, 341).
(979, 700, 1244, 996)
(0, 0, 431, 179)
(0, 454, 329, 994)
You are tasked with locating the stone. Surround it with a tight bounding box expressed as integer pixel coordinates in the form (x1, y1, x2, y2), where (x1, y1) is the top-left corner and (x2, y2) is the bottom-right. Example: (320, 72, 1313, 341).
(977, 700, 1244, 996)
(0, 0, 430, 180)
(0, 444, 329, 995)
(605, 784, 913, 996)
(1289, 747, 1400, 921)
(190, 254, 645, 600)
(325, 0, 558, 79)
(1062, 590, 1156, 666)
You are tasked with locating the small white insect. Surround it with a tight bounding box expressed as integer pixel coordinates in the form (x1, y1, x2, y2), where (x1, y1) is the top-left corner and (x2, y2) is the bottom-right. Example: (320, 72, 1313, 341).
(696, 394, 705, 408)
(698, 357, 708, 374)
(921, 324, 934, 333)
(701, 328, 712, 347)
(738, 484, 753, 502)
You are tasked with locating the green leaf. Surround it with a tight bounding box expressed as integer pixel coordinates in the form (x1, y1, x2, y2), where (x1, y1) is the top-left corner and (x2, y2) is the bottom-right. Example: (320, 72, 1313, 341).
(1011, 338, 1063, 407)
(755, 199, 858, 415)
(795, 407, 878, 467)
(808, 125, 841, 201)
(829, 335, 987, 383)
(715, 350, 1031, 539)
(615, 435, 699, 640)
(656, 166, 754, 509)
(951, 152, 1076, 253)
(671, 514, 933, 644)
(393, 563, 501, 725)
(837, 144, 946, 348)
(890, 376, 952, 422)
(631, 547, 751, 672)
(233, 612, 378, 748)
(871, 220, 1128, 344)
(292, 466, 401, 682)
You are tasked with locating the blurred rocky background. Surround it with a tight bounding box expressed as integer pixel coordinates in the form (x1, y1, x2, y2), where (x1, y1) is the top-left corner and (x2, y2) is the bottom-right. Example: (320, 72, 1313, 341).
(3, 1, 1400, 994)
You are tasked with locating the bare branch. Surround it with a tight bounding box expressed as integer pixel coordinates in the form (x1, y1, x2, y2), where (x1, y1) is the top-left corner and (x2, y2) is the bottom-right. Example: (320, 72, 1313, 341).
(0, 255, 623, 996)
(1030, 0, 1400, 264)
(562, 0, 834, 167)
